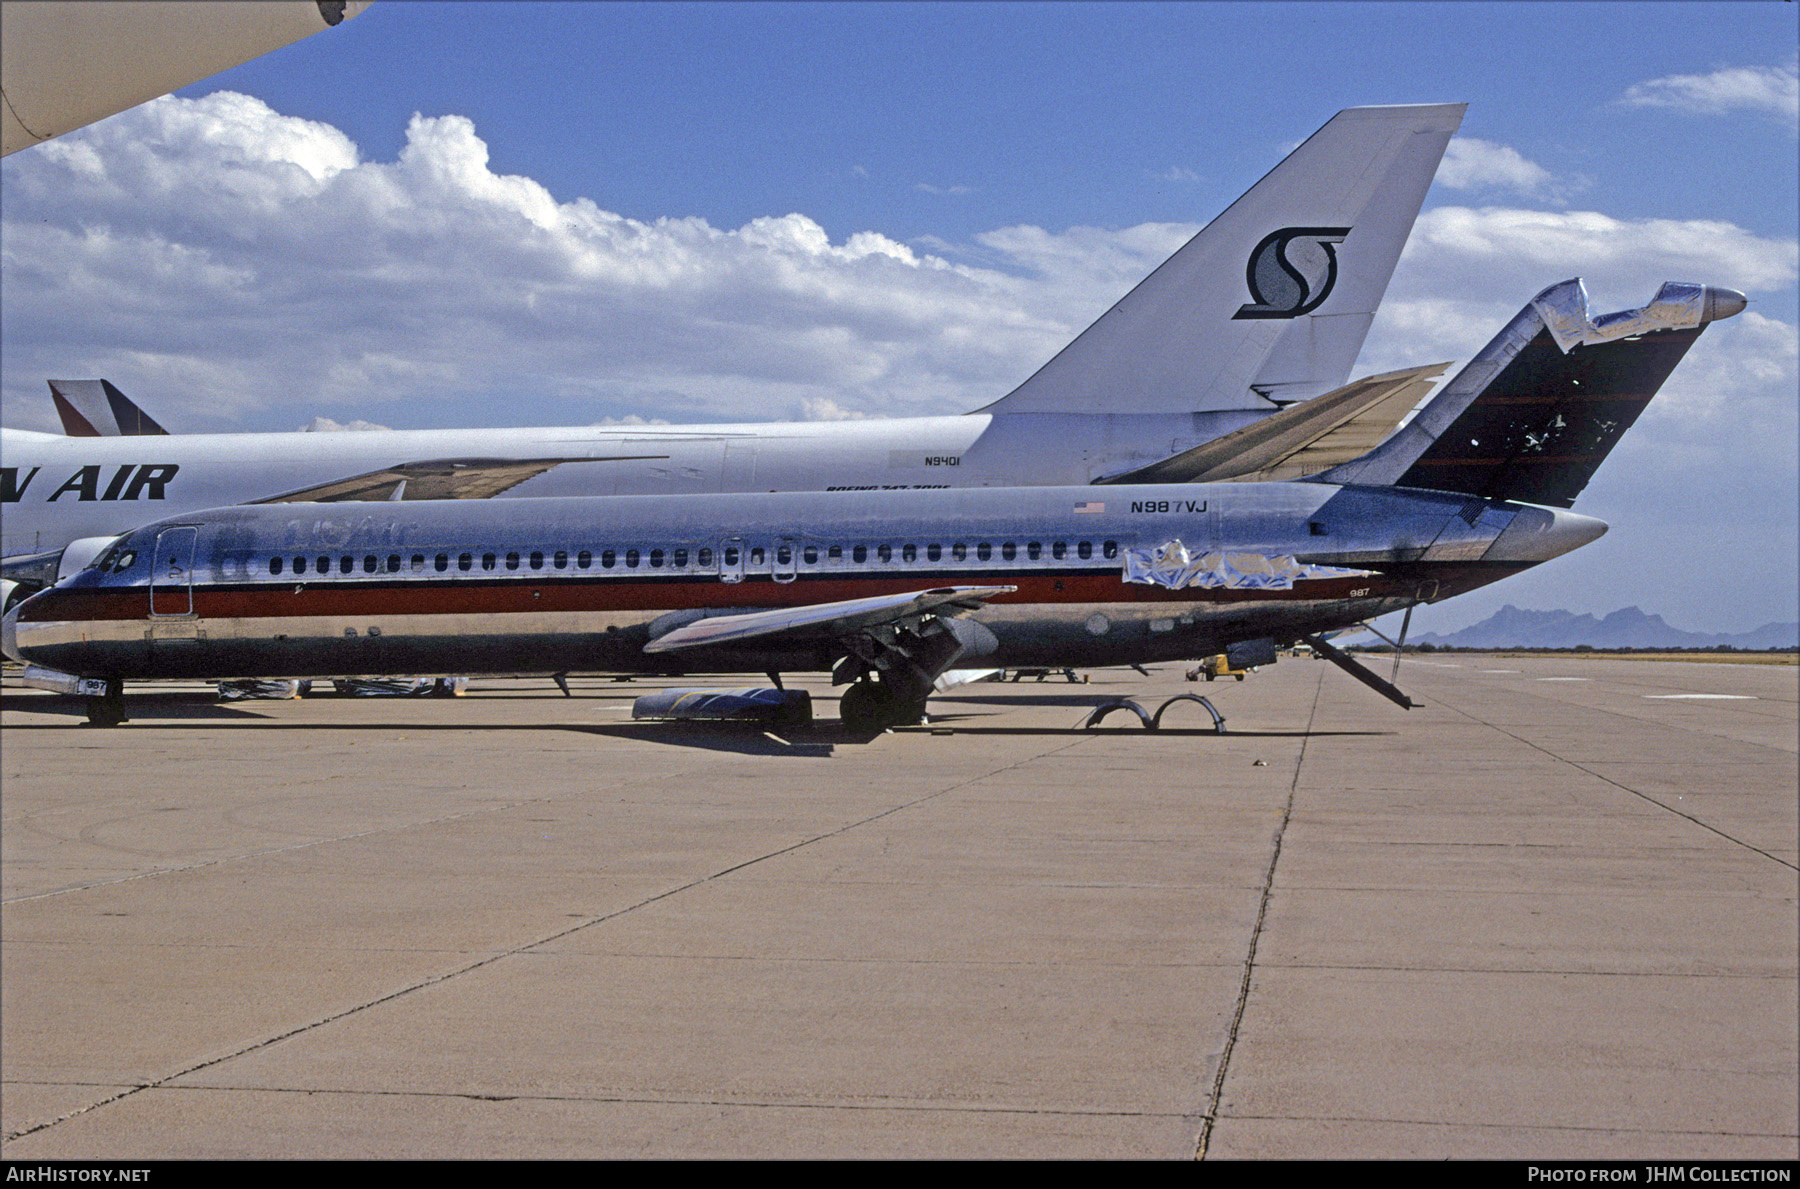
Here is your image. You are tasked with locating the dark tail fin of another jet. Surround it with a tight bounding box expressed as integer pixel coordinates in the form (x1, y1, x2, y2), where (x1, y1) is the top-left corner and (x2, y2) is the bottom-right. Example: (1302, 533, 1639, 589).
(48, 379, 170, 436)
(1314, 280, 1746, 508)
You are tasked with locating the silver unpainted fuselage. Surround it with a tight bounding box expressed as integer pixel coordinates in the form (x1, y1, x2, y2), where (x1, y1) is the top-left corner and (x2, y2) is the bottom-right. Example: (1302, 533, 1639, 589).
(4, 482, 1605, 682)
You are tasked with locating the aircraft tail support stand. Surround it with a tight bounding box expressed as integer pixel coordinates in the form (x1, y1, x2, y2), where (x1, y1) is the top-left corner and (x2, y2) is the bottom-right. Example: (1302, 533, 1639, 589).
(1304, 635, 1416, 710)
(1391, 601, 1414, 687)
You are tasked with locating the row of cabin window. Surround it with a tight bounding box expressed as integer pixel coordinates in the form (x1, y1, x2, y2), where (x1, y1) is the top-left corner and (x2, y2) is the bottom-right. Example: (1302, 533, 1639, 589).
(265, 548, 703, 577)
(258, 539, 1120, 578)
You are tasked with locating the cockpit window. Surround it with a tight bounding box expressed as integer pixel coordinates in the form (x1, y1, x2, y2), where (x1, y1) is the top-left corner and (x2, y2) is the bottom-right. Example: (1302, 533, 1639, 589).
(89, 543, 137, 573)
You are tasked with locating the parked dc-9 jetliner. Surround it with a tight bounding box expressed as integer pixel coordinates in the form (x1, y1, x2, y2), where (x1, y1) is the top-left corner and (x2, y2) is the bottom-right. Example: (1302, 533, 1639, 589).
(5, 280, 1743, 729)
(2, 103, 1464, 605)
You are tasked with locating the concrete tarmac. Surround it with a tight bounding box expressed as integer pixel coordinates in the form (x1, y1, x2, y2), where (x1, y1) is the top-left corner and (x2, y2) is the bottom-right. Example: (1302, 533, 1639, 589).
(2, 656, 1794, 1159)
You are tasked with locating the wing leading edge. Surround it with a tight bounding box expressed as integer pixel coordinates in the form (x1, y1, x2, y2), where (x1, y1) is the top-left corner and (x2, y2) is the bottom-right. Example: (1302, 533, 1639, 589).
(644, 587, 1016, 654)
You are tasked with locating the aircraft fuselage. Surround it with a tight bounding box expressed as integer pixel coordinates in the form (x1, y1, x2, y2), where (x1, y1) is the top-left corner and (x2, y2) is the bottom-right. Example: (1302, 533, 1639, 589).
(5, 481, 1604, 683)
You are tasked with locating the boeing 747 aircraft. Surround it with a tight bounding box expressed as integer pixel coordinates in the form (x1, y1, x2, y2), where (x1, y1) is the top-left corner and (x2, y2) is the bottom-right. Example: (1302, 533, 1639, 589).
(2, 104, 1464, 607)
(6, 279, 1744, 728)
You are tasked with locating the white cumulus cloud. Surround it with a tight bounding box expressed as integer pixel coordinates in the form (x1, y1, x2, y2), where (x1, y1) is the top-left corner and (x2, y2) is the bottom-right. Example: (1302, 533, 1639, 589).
(1436, 138, 1556, 198)
(302, 416, 392, 432)
(2, 92, 1134, 431)
(2, 91, 1793, 483)
(1620, 59, 1800, 128)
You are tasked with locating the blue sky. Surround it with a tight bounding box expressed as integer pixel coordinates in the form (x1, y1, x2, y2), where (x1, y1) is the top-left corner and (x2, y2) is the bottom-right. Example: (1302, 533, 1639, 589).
(2, 1, 1795, 633)
(187, 2, 1797, 244)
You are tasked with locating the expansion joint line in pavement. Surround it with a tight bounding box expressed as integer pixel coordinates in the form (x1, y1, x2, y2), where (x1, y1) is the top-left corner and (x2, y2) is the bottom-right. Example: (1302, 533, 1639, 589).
(1431, 695, 1797, 874)
(2, 734, 1095, 1145)
(1193, 663, 1327, 1160)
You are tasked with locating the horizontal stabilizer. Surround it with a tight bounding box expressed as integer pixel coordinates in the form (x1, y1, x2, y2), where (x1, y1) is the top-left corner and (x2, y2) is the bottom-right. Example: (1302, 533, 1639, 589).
(644, 587, 1015, 654)
(1315, 280, 1746, 508)
(981, 102, 1463, 416)
(48, 380, 169, 436)
(249, 455, 667, 503)
(1096, 362, 1447, 484)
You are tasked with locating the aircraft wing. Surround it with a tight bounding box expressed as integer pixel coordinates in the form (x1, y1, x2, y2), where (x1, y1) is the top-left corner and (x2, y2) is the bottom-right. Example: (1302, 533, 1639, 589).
(248, 455, 669, 503)
(643, 587, 1015, 654)
(1095, 362, 1447, 485)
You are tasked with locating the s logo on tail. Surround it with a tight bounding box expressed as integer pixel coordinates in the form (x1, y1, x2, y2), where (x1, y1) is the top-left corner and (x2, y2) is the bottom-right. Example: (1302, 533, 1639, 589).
(1233, 227, 1351, 319)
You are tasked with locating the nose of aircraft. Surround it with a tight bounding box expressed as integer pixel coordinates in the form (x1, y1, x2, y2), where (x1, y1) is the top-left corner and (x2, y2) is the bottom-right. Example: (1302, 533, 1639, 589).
(2, 604, 21, 664)
(1486, 505, 1608, 564)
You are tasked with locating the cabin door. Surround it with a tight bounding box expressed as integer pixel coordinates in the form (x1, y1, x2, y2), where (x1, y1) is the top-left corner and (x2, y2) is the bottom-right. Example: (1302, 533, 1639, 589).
(149, 527, 197, 616)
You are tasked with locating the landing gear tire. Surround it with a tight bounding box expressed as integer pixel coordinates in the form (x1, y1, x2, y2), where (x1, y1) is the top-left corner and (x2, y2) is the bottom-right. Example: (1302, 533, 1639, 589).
(84, 679, 127, 727)
(838, 680, 926, 734)
(838, 681, 887, 733)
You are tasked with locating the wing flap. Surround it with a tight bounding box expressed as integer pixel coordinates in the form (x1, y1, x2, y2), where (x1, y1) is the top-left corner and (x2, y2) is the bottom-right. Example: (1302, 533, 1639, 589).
(643, 586, 1015, 654)
(249, 455, 668, 503)
(1097, 362, 1446, 485)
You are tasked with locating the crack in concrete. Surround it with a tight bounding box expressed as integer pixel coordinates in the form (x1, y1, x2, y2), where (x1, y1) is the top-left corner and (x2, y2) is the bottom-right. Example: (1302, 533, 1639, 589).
(45, 1080, 1188, 1118)
(4, 733, 1096, 1145)
(1431, 695, 1797, 873)
(1193, 663, 1327, 1160)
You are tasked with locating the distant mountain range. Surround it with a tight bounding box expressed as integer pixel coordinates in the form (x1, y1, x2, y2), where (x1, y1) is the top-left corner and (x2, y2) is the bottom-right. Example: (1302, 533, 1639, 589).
(1399, 606, 1798, 650)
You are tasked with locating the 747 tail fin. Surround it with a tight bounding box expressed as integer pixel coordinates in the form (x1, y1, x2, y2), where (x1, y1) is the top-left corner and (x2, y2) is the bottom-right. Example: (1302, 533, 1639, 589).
(981, 103, 1465, 417)
(1314, 280, 1747, 507)
(47, 379, 169, 436)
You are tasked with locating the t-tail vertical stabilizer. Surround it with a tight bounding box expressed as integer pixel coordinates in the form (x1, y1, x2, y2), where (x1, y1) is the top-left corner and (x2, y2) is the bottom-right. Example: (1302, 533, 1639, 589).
(980, 103, 1465, 418)
(1314, 279, 1747, 507)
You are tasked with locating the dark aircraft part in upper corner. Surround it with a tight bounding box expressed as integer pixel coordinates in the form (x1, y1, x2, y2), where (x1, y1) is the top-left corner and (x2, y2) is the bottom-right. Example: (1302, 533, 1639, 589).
(1392, 325, 1702, 508)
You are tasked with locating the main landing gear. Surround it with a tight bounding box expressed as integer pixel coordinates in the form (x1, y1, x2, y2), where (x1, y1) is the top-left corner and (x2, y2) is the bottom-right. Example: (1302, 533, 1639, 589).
(831, 597, 983, 734)
(84, 678, 127, 727)
(837, 677, 929, 735)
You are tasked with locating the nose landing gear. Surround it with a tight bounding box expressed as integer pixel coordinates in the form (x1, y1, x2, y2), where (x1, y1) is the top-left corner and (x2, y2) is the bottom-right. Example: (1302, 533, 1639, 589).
(84, 678, 128, 727)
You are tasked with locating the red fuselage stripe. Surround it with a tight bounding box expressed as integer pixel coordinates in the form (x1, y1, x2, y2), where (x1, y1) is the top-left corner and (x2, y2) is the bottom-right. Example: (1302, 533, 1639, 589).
(25, 568, 1409, 623)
